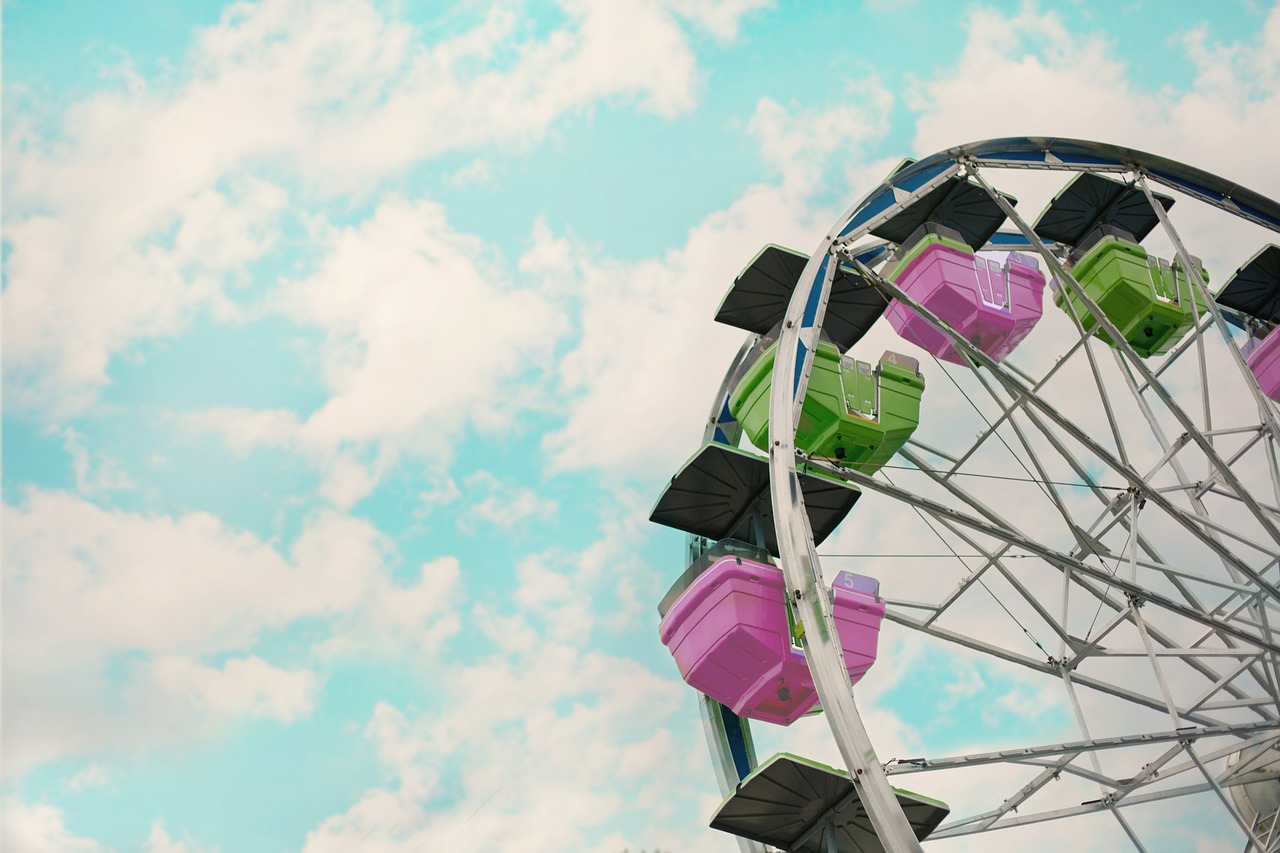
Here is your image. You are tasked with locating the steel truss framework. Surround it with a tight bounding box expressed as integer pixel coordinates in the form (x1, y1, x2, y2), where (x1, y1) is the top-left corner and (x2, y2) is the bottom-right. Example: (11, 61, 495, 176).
(697, 139, 1280, 851)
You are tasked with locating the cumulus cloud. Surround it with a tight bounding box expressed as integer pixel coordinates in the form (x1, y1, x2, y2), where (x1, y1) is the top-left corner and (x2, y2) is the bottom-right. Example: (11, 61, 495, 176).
(61, 427, 136, 496)
(417, 472, 462, 515)
(299, 648, 699, 853)
(1, 799, 106, 853)
(278, 199, 563, 451)
(313, 556, 464, 661)
(185, 83, 901, 494)
(1, 800, 216, 852)
(2, 490, 460, 774)
(67, 764, 111, 792)
(150, 655, 320, 723)
(187, 197, 566, 507)
(148, 821, 216, 853)
(458, 471, 558, 532)
(2, 0, 767, 416)
(749, 88, 893, 191)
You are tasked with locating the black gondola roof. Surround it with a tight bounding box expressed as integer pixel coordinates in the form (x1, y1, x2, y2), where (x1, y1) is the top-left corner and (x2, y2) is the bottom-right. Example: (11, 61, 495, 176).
(1033, 172, 1174, 246)
(709, 753, 950, 852)
(649, 442, 859, 558)
(1216, 244, 1280, 325)
(870, 174, 1015, 251)
(714, 244, 889, 350)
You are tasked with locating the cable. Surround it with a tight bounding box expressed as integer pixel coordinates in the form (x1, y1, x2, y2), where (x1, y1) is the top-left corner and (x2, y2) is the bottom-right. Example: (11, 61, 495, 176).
(928, 349, 1066, 505)
(873, 462, 1126, 491)
(881, 470, 1052, 660)
(821, 553, 1038, 559)
(1082, 492, 1145, 644)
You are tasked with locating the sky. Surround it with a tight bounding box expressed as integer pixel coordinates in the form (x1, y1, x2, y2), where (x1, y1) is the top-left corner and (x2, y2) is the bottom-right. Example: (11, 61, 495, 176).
(4, 1, 1280, 851)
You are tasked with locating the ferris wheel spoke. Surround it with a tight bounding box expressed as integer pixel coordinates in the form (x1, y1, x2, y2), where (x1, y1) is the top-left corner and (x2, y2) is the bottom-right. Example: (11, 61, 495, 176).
(923, 336, 1089, 477)
(1071, 580, 1278, 725)
(885, 608, 1212, 722)
(921, 742, 1280, 835)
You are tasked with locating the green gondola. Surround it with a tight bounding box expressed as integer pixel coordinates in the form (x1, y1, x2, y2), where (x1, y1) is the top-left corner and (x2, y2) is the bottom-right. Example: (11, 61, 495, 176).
(1054, 225, 1209, 358)
(730, 340, 925, 473)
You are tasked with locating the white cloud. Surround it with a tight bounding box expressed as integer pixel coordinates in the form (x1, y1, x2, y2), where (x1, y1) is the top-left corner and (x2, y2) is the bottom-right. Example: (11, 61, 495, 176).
(749, 89, 893, 191)
(279, 198, 563, 452)
(1196, 832, 1242, 853)
(6, 493, 380, 661)
(189, 197, 567, 507)
(312, 450, 381, 509)
(512, 489, 656, 643)
(513, 552, 590, 642)
(459, 471, 557, 532)
(518, 217, 576, 282)
(676, 0, 771, 41)
(2, 0, 766, 417)
(313, 557, 464, 661)
(300, 648, 700, 853)
(448, 157, 492, 187)
(171, 178, 288, 278)
(150, 655, 320, 723)
(0, 799, 216, 853)
(292, 497, 705, 850)
(939, 667, 985, 710)
(187, 407, 303, 455)
(3, 206, 223, 416)
(417, 472, 462, 515)
(2, 490, 460, 775)
(67, 764, 111, 792)
(1, 799, 106, 853)
(61, 427, 136, 496)
(148, 821, 215, 853)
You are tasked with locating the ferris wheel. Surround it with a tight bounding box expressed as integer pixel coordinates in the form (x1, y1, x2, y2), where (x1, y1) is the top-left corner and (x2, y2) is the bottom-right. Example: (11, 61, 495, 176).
(649, 138, 1280, 852)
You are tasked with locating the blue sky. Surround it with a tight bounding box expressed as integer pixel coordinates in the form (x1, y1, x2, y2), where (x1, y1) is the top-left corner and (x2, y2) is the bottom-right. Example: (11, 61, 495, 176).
(4, 1, 1280, 851)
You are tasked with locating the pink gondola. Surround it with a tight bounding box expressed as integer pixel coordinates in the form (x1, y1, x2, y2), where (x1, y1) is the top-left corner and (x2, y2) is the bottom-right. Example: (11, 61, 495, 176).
(1244, 330, 1280, 402)
(658, 542, 884, 726)
(885, 223, 1046, 365)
